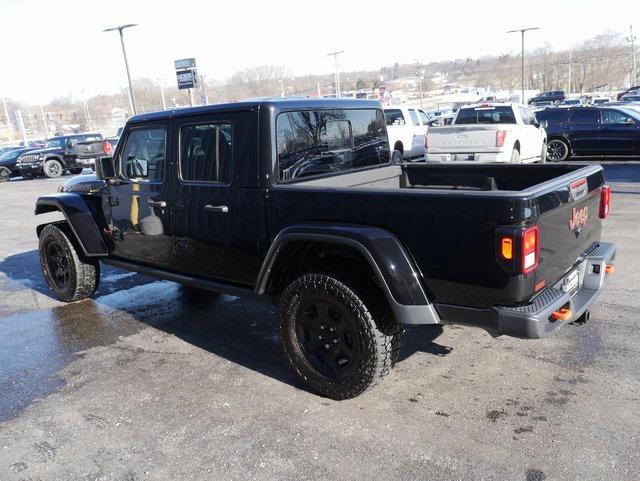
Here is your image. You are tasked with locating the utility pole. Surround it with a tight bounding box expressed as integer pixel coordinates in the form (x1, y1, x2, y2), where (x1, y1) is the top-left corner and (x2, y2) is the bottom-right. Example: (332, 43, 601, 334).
(40, 105, 49, 137)
(279, 79, 285, 98)
(630, 25, 637, 87)
(568, 51, 572, 95)
(507, 27, 540, 103)
(415, 60, 424, 108)
(2, 98, 13, 143)
(104, 24, 138, 115)
(327, 50, 344, 98)
(83, 102, 92, 130)
(316, 82, 322, 98)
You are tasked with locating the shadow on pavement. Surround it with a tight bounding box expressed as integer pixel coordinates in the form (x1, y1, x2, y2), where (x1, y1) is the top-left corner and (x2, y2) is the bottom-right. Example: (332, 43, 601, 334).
(0, 249, 451, 419)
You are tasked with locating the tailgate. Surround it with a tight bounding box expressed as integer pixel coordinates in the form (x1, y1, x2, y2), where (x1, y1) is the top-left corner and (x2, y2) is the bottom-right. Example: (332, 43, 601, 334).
(428, 126, 498, 152)
(75, 140, 104, 159)
(535, 170, 606, 290)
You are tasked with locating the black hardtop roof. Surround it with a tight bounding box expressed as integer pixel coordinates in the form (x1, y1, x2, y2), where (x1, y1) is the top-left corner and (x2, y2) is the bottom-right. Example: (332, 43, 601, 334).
(128, 98, 382, 124)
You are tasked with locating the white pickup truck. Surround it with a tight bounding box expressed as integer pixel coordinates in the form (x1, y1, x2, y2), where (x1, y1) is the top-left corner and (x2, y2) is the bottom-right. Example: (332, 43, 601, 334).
(425, 103, 547, 163)
(383, 106, 431, 159)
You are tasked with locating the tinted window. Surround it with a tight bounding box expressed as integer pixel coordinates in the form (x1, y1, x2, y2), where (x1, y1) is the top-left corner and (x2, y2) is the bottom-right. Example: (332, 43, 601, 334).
(277, 109, 390, 182)
(570, 109, 599, 124)
(535, 108, 568, 123)
(384, 109, 405, 126)
(45, 137, 66, 148)
(455, 106, 516, 124)
(408, 109, 420, 125)
(180, 123, 232, 182)
(601, 109, 637, 125)
(121, 127, 166, 181)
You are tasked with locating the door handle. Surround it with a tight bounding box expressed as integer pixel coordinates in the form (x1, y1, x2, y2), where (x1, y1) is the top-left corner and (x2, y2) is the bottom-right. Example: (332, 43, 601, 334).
(204, 204, 229, 213)
(148, 199, 167, 208)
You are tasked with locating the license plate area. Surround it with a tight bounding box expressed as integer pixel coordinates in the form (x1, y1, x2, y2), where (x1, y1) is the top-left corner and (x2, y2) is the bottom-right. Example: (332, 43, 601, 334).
(562, 267, 580, 296)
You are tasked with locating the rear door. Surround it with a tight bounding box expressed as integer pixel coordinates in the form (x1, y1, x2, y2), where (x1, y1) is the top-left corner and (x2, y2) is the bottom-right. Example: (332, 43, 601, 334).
(567, 108, 601, 154)
(169, 110, 263, 285)
(599, 108, 640, 155)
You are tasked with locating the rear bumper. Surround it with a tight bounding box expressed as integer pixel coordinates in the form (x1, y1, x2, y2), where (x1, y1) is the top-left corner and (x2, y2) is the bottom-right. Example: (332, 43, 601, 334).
(425, 150, 510, 163)
(434, 242, 616, 338)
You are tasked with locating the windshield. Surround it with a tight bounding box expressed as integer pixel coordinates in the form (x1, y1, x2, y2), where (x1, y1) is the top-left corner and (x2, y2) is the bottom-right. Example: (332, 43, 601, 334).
(45, 137, 66, 148)
(454, 106, 516, 124)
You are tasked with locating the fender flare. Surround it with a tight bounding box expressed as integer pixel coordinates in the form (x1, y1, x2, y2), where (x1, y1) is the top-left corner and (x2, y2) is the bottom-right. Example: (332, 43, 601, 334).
(35, 193, 108, 257)
(255, 224, 440, 325)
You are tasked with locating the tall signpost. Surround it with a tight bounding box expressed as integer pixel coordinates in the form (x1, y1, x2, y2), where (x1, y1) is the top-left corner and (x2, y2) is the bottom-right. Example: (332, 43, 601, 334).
(175, 58, 199, 107)
(507, 27, 540, 104)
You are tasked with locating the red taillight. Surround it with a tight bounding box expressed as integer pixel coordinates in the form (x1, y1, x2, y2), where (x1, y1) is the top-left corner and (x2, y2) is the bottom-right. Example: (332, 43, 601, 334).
(599, 185, 611, 219)
(103, 140, 113, 156)
(496, 130, 507, 147)
(424, 131, 429, 149)
(522, 226, 539, 274)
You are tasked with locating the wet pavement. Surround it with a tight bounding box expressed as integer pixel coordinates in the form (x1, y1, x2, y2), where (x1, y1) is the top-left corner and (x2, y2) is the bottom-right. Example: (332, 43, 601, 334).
(0, 165, 639, 480)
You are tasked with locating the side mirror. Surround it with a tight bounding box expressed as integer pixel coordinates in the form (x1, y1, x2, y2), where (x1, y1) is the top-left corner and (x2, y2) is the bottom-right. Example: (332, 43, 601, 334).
(540, 120, 548, 129)
(391, 150, 403, 164)
(95, 156, 116, 180)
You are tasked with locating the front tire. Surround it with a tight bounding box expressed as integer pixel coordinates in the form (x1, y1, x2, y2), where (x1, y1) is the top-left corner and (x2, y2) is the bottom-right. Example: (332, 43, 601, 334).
(39, 224, 100, 302)
(0, 166, 11, 182)
(547, 139, 569, 161)
(43, 159, 63, 178)
(279, 273, 402, 399)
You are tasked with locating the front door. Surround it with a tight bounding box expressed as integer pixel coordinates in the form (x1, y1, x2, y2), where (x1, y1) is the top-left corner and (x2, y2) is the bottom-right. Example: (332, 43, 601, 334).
(599, 109, 640, 155)
(169, 111, 263, 285)
(108, 123, 174, 266)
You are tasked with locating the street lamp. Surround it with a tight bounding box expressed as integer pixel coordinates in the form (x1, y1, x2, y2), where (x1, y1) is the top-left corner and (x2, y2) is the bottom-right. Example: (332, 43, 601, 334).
(507, 27, 540, 104)
(104, 24, 138, 115)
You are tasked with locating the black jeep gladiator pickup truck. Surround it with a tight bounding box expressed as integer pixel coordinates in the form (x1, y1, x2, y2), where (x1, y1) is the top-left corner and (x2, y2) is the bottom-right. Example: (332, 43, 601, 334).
(34, 99, 615, 399)
(16, 132, 103, 178)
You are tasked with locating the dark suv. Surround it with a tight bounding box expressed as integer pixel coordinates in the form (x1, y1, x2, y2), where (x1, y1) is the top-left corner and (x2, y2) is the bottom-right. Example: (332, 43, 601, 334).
(15, 133, 103, 179)
(528, 90, 565, 106)
(536, 106, 640, 160)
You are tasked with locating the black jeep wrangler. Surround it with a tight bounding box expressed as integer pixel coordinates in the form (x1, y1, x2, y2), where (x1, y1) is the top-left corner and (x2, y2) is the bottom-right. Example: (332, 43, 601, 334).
(16, 132, 103, 178)
(35, 99, 615, 399)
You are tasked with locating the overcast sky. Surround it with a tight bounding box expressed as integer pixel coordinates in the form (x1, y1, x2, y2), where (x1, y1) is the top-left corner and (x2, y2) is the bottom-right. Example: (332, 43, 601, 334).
(1, 0, 638, 104)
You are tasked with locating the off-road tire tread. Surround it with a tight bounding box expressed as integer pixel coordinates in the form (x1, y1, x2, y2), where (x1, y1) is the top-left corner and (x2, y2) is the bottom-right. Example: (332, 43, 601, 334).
(279, 273, 402, 399)
(39, 224, 100, 302)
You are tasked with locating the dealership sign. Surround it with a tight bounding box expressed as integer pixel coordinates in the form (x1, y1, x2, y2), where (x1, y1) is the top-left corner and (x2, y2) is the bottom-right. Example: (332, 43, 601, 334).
(175, 58, 198, 90)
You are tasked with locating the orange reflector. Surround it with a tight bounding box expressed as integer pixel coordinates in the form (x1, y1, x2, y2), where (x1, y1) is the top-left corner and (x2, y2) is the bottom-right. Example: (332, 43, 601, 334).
(551, 308, 572, 321)
(501, 237, 513, 260)
(605, 265, 615, 274)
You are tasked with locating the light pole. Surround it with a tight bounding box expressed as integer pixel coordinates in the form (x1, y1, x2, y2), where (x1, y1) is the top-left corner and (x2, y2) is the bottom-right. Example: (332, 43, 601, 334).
(629, 25, 637, 87)
(2, 98, 13, 143)
(507, 27, 539, 103)
(327, 51, 344, 98)
(104, 24, 138, 115)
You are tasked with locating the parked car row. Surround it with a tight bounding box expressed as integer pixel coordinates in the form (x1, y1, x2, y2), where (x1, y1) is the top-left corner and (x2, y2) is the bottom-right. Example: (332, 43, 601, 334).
(0, 132, 121, 182)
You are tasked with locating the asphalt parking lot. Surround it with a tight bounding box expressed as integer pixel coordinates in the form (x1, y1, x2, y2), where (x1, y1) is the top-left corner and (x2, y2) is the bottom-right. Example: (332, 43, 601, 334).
(0, 164, 638, 481)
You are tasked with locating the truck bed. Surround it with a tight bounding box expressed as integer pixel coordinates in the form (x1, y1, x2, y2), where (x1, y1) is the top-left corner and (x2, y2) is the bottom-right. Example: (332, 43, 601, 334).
(269, 163, 606, 309)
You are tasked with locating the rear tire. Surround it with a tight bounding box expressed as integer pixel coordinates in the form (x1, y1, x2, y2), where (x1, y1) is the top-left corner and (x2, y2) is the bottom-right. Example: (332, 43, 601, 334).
(39, 224, 100, 302)
(510, 148, 521, 163)
(44, 159, 63, 178)
(0, 166, 11, 182)
(547, 139, 569, 161)
(279, 273, 402, 400)
(69, 167, 83, 175)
